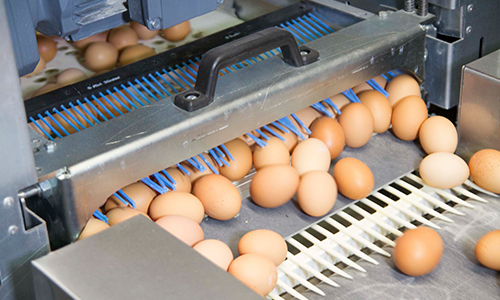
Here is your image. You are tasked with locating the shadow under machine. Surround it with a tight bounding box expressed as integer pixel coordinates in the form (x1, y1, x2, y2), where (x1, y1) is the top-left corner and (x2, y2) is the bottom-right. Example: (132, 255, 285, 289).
(1, 0, 499, 299)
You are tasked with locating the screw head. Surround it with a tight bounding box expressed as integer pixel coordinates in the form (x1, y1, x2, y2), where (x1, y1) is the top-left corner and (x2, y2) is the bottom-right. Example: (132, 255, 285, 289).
(8, 225, 18, 235)
(148, 18, 160, 29)
(467, 4, 474, 12)
(466, 26, 473, 34)
(3, 197, 14, 207)
(217, 0, 224, 4)
(379, 11, 388, 18)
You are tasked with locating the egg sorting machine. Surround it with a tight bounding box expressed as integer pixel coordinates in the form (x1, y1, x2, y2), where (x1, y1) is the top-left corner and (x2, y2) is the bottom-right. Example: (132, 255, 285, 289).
(0, 0, 484, 299)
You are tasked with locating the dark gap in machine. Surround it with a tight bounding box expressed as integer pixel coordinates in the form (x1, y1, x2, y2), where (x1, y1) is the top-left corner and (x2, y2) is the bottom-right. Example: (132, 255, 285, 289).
(318, 220, 339, 234)
(367, 195, 388, 208)
(286, 241, 301, 255)
(293, 234, 314, 248)
(355, 202, 376, 214)
(306, 227, 326, 241)
(343, 207, 364, 221)
(378, 189, 399, 201)
(401, 176, 423, 189)
(331, 215, 351, 227)
(389, 183, 411, 195)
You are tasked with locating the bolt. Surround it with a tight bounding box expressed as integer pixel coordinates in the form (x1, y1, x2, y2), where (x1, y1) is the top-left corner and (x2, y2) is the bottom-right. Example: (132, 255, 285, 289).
(399, 46, 404, 55)
(32, 139, 40, 144)
(8, 225, 18, 235)
(300, 50, 310, 56)
(467, 4, 473, 12)
(370, 57, 375, 65)
(404, 0, 415, 12)
(3, 197, 14, 207)
(466, 26, 472, 34)
(186, 94, 198, 100)
(379, 11, 388, 18)
(46, 142, 56, 153)
(39, 180, 53, 198)
(424, 48, 428, 61)
(148, 18, 160, 30)
(217, 0, 224, 4)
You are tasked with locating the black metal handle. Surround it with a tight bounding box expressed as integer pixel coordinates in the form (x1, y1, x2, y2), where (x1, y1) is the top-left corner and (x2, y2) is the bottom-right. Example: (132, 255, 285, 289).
(174, 27, 319, 112)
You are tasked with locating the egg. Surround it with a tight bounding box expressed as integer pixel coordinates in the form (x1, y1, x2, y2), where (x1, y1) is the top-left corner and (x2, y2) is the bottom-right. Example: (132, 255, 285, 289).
(148, 192, 204, 223)
(238, 229, 287, 266)
(309, 117, 345, 159)
(192, 174, 241, 220)
(105, 182, 156, 214)
(25, 56, 46, 77)
(119, 44, 156, 66)
(193, 239, 234, 271)
(84, 42, 118, 71)
(219, 139, 253, 181)
(248, 286, 265, 298)
(393, 227, 443, 276)
(338, 103, 374, 148)
(156, 215, 204, 246)
(468, 149, 500, 193)
(475, 230, 500, 270)
(352, 75, 387, 94)
(36, 35, 57, 63)
(228, 254, 278, 295)
(418, 116, 458, 154)
(57, 68, 87, 86)
(107, 26, 139, 51)
(162, 21, 191, 42)
(267, 125, 298, 153)
(182, 152, 219, 183)
(73, 31, 109, 50)
(106, 207, 150, 226)
(391, 95, 428, 141)
(130, 21, 159, 40)
(419, 152, 469, 189)
(31, 82, 58, 97)
(297, 171, 337, 217)
(164, 167, 191, 192)
(333, 157, 374, 200)
(358, 90, 392, 133)
(250, 165, 299, 208)
(386, 74, 421, 107)
(291, 138, 331, 176)
(253, 137, 290, 170)
(77, 218, 109, 240)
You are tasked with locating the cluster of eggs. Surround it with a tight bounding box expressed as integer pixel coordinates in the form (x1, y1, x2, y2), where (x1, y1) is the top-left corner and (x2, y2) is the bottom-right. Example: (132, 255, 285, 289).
(26, 20, 191, 97)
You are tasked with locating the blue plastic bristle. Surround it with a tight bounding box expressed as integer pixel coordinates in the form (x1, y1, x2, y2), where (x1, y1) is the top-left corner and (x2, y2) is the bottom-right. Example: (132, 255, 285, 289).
(308, 13, 334, 33)
(277, 117, 305, 140)
(162, 69, 186, 91)
(169, 67, 193, 88)
(286, 21, 313, 41)
(66, 103, 92, 128)
(99, 92, 124, 115)
(262, 125, 286, 142)
(323, 98, 341, 115)
(191, 156, 207, 171)
(113, 87, 138, 109)
(134, 79, 158, 102)
(127, 81, 151, 104)
(387, 70, 398, 77)
(214, 146, 226, 158)
(208, 149, 223, 167)
(247, 132, 268, 148)
(107, 90, 133, 111)
(142, 76, 165, 99)
(156, 71, 179, 94)
(52, 108, 80, 132)
(112, 192, 129, 206)
(303, 15, 328, 35)
(29, 117, 54, 141)
(293, 18, 320, 39)
(255, 129, 270, 141)
(176, 163, 190, 176)
(152, 173, 171, 191)
(219, 144, 234, 161)
(93, 209, 109, 223)
(91, 95, 115, 118)
(297, 16, 323, 38)
(342, 89, 361, 103)
(290, 113, 312, 135)
(58, 105, 84, 129)
(78, 99, 102, 123)
(381, 73, 390, 81)
(238, 62, 246, 68)
(161, 169, 177, 185)
(186, 157, 203, 172)
(38, 113, 63, 138)
(270, 121, 289, 134)
(175, 64, 197, 82)
(198, 153, 219, 174)
(44, 110, 70, 136)
(118, 189, 137, 208)
(311, 102, 334, 118)
(183, 62, 198, 75)
(120, 84, 144, 106)
(279, 24, 305, 45)
(141, 177, 167, 194)
(366, 79, 389, 97)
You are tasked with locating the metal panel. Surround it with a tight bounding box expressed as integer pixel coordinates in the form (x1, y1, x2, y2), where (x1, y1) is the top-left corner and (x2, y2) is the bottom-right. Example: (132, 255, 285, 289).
(457, 49, 500, 161)
(0, 0, 50, 299)
(32, 216, 263, 300)
(31, 10, 431, 243)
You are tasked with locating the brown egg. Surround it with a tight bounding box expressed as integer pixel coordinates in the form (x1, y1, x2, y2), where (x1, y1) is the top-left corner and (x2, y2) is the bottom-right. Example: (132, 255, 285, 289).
(106, 207, 150, 226)
(238, 229, 287, 266)
(57, 68, 87, 86)
(119, 44, 156, 66)
(182, 153, 219, 183)
(107, 26, 138, 51)
(73, 31, 109, 50)
(162, 21, 191, 42)
(248, 286, 265, 298)
(130, 21, 159, 40)
(105, 182, 156, 214)
(194, 239, 234, 271)
(156, 215, 204, 246)
(310, 117, 345, 159)
(419, 152, 469, 189)
(36, 35, 57, 63)
(358, 90, 392, 133)
(391, 95, 428, 141)
(297, 171, 337, 217)
(250, 165, 299, 208)
(164, 167, 191, 192)
(148, 192, 204, 223)
(268, 125, 298, 153)
(333, 157, 374, 200)
(31, 82, 58, 97)
(84, 42, 118, 71)
(475, 230, 500, 270)
(468, 149, 500, 193)
(253, 137, 290, 170)
(77, 218, 109, 240)
(291, 138, 331, 176)
(352, 75, 387, 94)
(25, 56, 46, 77)
(192, 174, 241, 220)
(338, 103, 374, 148)
(228, 254, 278, 295)
(393, 227, 443, 276)
(219, 139, 253, 181)
(386, 74, 421, 107)
(419, 116, 458, 154)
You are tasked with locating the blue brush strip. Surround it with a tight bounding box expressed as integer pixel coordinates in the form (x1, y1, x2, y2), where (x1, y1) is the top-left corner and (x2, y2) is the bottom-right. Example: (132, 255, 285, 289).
(152, 173, 170, 191)
(323, 98, 341, 115)
(188, 157, 206, 172)
(277, 117, 305, 140)
(52, 108, 80, 132)
(214, 146, 226, 158)
(297, 16, 324, 37)
(271, 121, 289, 133)
(107, 90, 132, 111)
(161, 169, 177, 185)
(342, 89, 360, 103)
(169, 67, 193, 88)
(99, 92, 124, 115)
(93, 209, 108, 223)
(262, 125, 286, 142)
(162, 69, 186, 91)
(113, 87, 138, 109)
(290, 113, 312, 134)
(29, 117, 54, 140)
(308, 13, 334, 33)
(80, 99, 103, 123)
(91, 95, 115, 118)
(183, 62, 198, 75)
(311, 102, 334, 118)
(142, 76, 165, 99)
(121, 84, 146, 106)
(209, 149, 223, 167)
(279, 24, 305, 45)
(141, 177, 167, 194)
(112, 192, 130, 206)
(176, 163, 190, 176)
(135, 79, 158, 102)
(286, 21, 313, 41)
(156, 172, 175, 191)
(293, 18, 320, 39)
(156, 71, 179, 94)
(59, 105, 85, 129)
(247, 132, 267, 148)
(303, 15, 329, 35)
(38, 113, 63, 138)
(367, 79, 389, 97)
(381, 73, 390, 81)
(44, 111, 70, 136)
(198, 154, 218, 174)
(128, 81, 152, 104)
(68, 103, 93, 127)
(175, 64, 196, 82)
(255, 128, 270, 140)
(118, 189, 137, 208)
(219, 144, 234, 161)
